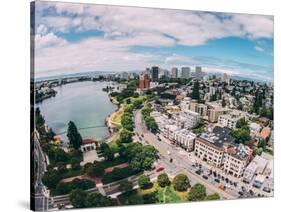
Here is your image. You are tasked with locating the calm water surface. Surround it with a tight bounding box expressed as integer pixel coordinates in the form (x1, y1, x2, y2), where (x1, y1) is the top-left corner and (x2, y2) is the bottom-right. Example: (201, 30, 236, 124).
(37, 81, 117, 141)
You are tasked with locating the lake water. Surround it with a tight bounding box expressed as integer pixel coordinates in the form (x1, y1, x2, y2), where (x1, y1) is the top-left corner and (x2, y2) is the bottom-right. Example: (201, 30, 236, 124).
(36, 81, 117, 141)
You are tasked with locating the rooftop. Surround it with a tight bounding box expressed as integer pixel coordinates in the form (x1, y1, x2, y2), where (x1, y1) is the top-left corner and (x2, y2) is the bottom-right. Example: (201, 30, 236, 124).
(82, 137, 97, 145)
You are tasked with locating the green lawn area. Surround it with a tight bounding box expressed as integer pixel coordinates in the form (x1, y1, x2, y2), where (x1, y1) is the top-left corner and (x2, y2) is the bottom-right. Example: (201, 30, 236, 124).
(118, 181, 188, 205)
(111, 104, 124, 128)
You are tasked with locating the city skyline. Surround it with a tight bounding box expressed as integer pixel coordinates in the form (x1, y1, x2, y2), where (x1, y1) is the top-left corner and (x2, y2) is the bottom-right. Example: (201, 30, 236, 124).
(33, 2, 273, 81)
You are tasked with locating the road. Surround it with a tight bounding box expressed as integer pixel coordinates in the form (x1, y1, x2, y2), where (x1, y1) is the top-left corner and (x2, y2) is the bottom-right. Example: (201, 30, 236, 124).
(134, 109, 237, 199)
(32, 130, 50, 211)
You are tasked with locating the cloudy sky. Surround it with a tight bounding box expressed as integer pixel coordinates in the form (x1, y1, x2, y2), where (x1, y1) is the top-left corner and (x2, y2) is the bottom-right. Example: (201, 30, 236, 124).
(33, 1, 274, 81)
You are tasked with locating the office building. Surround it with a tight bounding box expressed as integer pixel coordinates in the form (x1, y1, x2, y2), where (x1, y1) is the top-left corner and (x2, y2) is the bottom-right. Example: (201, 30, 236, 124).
(171, 67, 178, 78)
(151, 66, 159, 82)
(181, 67, 191, 79)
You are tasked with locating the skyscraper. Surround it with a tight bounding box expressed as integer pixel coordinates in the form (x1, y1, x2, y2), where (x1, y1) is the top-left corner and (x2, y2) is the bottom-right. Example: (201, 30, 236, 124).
(181, 67, 191, 79)
(151, 66, 159, 82)
(222, 73, 230, 85)
(171, 67, 178, 78)
(195, 66, 204, 80)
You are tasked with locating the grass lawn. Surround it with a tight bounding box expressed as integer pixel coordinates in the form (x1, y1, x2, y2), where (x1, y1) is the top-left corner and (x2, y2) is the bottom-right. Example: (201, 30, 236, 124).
(119, 182, 188, 205)
(111, 104, 124, 128)
(156, 185, 187, 203)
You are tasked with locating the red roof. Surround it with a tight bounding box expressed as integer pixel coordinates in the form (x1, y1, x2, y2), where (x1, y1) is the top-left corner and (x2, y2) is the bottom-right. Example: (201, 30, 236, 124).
(82, 137, 97, 144)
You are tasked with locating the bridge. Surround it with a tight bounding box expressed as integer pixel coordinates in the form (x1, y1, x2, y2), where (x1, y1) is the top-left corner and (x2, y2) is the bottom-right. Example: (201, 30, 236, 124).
(56, 124, 108, 135)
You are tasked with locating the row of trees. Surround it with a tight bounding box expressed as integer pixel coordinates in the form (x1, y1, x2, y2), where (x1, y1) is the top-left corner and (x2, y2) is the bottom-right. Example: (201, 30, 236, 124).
(119, 142, 158, 171)
(140, 172, 220, 202)
(70, 190, 114, 208)
(141, 104, 159, 133)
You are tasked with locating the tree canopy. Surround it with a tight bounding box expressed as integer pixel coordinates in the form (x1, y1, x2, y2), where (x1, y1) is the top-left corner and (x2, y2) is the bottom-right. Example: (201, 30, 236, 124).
(188, 183, 207, 201)
(67, 121, 82, 150)
(157, 173, 170, 187)
(172, 173, 190, 191)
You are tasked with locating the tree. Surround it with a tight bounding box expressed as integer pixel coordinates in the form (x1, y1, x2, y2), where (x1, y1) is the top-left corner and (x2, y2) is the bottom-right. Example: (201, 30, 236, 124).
(138, 175, 151, 189)
(70, 158, 81, 170)
(221, 97, 226, 107)
(103, 148, 115, 161)
(69, 189, 87, 208)
(191, 81, 200, 100)
(157, 173, 170, 187)
(231, 128, 250, 144)
(118, 180, 133, 195)
(172, 174, 190, 191)
(35, 107, 45, 127)
(85, 193, 113, 207)
(70, 178, 95, 190)
(56, 182, 70, 195)
(86, 162, 104, 177)
(119, 129, 133, 144)
(206, 193, 220, 200)
(188, 183, 207, 201)
(129, 145, 157, 171)
(57, 162, 67, 174)
(67, 121, 83, 150)
(236, 118, 248, 129)
(257, 138, 266, 150)
(42, 169, 61, 189)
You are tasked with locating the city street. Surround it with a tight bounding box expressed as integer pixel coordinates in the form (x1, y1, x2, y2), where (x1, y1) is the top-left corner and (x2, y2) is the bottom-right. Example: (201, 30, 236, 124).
(134, 109, 236, 199)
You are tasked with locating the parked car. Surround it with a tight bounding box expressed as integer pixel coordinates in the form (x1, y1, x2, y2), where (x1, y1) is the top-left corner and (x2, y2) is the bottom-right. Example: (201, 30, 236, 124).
(215, 178, 220, 183)
(202, 175, 208, 180)
(195, 169, 202, 175)
(156, 166, 165, 172)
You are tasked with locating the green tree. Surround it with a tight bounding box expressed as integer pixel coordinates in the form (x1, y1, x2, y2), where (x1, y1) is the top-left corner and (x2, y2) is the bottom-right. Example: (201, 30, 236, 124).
(42, 169, 61, 189)
(57, 162, 67, 174)
(221, 97, 226, 107)
(188, 183, 207, 201)
(67, 121, 83, 150)
(172, 174, 190, 191)
(236, 118, 248, 129)
(119, 129, 133, 144)
(103, 148, 115, 161)
(129, 145, 157, 171)
(69, 189, 87, 208)
(258, 138, 266, 149)
(191, 81, 200, 100)
(56, 182, 70, 195)
(138, 175, 151, 189)
(118, 180, 133, 195)
(206, 193, 220, 200)
(157, 173, 170, 187)
(70, 158, 81, 170)
(86, 162, 104, 177)
(85, 193, 113, 207)
(35, 107, 45, 127)
(231, 128, 250, 144)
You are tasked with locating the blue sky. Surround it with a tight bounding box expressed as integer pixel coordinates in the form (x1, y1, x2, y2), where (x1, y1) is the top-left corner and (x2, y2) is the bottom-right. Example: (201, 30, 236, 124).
(34, 1, 274, 81)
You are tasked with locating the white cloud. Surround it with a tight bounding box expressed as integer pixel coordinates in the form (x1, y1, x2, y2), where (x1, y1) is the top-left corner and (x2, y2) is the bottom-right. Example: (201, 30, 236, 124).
(36, 2, 273, 47)
(255, 46, 264, 52)
(33, 2, 273, 81)
(36, 24, 48, 35)
(35, 32, 67, 49)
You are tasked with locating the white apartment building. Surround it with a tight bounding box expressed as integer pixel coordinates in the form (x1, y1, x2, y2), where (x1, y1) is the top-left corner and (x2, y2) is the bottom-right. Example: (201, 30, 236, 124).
(174, 129, 196, 151)
(163, 124, 179, 141)
(174, 109, 201, 129)
(218, 110, 246, 129)
(243, 155, 268, 183)
(223, 143, 253, 178)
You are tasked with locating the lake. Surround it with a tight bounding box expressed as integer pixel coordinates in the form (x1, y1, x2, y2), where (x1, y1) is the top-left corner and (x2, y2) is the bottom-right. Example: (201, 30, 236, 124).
(36, 81, 117, 141)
